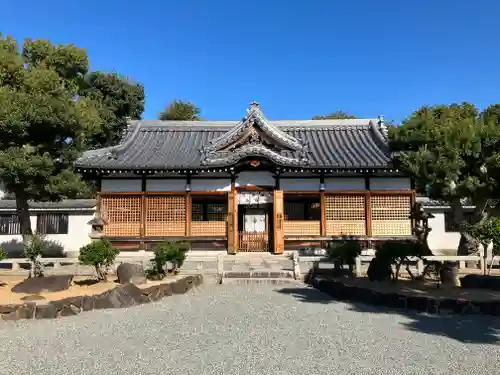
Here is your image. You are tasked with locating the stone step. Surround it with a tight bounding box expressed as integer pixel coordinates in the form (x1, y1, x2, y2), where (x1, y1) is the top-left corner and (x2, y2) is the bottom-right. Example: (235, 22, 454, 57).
(223, 270, 294, 279)
(221, 278, 301, 285)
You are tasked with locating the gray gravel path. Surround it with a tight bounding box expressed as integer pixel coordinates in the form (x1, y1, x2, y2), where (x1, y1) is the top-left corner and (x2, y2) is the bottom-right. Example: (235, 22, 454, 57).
(0, 284, 499, 375)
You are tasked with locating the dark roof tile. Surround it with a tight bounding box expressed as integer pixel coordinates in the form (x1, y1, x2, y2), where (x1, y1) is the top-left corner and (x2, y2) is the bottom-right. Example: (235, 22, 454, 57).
(0, 199, 96, 211)
(76, 108, 391, 171)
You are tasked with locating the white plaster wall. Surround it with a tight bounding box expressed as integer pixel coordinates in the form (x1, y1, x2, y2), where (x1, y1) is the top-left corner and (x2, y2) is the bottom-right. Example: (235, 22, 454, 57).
(101, 179, 141, 192)
(324, 178, 365, 191)
(0, 212, 93, 255)
(281, 178, 320, 191)
(146, 179, 185, 192)
(370, 177, 411, 190)
(191, 179, 231, 192)
(236, 171, 275, 187)
(426, 212, 461, 253)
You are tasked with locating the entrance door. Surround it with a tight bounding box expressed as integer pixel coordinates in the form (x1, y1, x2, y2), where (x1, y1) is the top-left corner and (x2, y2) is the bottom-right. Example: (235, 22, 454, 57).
(238, 206, 270, 252)
(243, 208, 267, 233)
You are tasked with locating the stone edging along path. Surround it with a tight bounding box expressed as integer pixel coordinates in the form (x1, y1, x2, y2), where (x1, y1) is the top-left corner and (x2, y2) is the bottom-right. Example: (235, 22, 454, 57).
(0, 275, 203, 321)
(311, 276, 500, 316)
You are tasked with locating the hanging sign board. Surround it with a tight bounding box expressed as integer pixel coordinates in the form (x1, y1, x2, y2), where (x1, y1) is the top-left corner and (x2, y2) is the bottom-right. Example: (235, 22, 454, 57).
(238, 191, 273, 205)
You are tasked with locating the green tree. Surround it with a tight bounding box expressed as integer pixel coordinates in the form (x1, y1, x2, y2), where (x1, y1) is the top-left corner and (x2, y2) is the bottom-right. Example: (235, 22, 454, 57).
(0, 35, 103, 242)
(158, 100, 202, 120)
(80, 72, 145, 149)
(78, 240, 119, 282)
(312, 110, 357, 120)
(389, 102, 500, 255)
(465, 218, 500, 274)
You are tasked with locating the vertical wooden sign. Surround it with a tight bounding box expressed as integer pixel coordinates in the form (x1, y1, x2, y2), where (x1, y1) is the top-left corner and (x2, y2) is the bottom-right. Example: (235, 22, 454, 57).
(274, 190, 285, 254)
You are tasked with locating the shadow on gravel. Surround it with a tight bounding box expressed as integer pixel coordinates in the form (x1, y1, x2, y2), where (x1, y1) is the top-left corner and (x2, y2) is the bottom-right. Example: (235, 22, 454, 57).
(276, 286, 500, 345)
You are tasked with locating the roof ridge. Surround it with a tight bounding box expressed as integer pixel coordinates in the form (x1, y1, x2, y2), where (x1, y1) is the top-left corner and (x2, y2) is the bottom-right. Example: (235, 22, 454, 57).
(129, 119, 378, 128)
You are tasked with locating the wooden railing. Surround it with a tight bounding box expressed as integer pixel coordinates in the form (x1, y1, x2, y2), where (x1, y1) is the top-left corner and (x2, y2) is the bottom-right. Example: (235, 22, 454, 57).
(191, 221, 226, 236)
(238, 232, 269, 252)
(283, 220, 320, 236)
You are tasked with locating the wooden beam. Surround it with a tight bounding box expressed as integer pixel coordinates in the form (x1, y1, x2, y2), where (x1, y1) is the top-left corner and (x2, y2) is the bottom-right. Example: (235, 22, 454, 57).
(140, 176, 146, 248)
(365, 192, 372, 237)
(186, 192, 191, 236)
(186, 174, 191, 237)
(320, 192, 326, 236)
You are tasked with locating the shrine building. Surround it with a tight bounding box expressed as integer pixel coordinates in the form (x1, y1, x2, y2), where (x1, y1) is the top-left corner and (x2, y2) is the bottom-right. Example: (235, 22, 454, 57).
(75, 102, 414, 254)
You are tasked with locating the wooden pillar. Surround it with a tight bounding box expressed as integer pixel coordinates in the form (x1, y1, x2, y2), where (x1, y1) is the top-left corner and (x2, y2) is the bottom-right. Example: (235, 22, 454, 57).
(364, 177, 372, 237)
(186, 174, 192, 237)
(140, 175, 147, 249)
(185, 193, 191, 237)
(320, 193, 326, 236)
(274, 170, 281, 190)
(96, 174, 102, 217)
(274, 190, 285, 254)
(227, 189, 238, 254)
(320, 175, 326, 236)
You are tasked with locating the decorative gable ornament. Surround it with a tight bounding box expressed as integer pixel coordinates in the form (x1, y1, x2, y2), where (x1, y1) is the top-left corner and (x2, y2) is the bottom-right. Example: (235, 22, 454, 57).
(200, 102, 309, 167)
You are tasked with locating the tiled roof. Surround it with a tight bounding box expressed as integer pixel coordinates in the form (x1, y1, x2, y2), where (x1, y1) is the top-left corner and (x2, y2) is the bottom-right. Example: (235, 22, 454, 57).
(416, 197, 475, 209)
(75, 105, 392, 171)
(0, 199, 96, 211)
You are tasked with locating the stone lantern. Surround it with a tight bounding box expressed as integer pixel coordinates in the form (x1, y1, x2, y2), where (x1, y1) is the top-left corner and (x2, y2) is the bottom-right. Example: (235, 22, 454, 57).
(88, 213, 107, 241)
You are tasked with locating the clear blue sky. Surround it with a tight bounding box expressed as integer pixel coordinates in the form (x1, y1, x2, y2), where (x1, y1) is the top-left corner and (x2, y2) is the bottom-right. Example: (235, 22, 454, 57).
(3, 0, 500, 122)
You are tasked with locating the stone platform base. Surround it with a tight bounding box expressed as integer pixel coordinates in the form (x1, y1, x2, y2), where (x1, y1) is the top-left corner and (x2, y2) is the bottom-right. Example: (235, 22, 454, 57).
(222, 278, 301, 285)
(0, 275, 203, 321)
(311, 276, 500, 316)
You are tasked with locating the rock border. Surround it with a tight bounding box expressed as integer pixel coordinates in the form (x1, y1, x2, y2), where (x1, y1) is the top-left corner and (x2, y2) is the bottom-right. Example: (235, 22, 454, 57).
(0, 275, 203, 321)
(311, 276, 500, 316)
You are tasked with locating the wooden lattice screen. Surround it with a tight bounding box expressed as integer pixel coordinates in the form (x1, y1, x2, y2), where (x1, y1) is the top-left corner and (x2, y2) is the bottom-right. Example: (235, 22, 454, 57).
(283, 199, 321, 236)
(145, 195, 186, 236)
(101, 196, 141, 236)
(191, 200, 227, 236)
(371, 195, 412, 236)
(325, 195, 366, 236)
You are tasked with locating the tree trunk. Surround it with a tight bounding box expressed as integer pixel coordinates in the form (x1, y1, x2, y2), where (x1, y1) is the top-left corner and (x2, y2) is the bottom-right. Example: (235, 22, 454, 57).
(15, 194, 40, 277)
(95, 264, 106, 282)
(15, 194, 33, 243)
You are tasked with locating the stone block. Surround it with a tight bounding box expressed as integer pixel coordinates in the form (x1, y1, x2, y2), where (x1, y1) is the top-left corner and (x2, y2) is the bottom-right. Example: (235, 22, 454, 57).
(0, 303, 36, 320)
(12, 275, 74, 294)
(0, 275, 203, 321)
(116, 263, 147, 285)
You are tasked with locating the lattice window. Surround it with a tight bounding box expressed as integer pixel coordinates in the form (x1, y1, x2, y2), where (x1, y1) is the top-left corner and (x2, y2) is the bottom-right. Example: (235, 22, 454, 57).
(191, 196, 227, 236)
(325, 195, 366, 235)
(192, 203, 203, 221)
(0, 214, 20, 235)
(36, 213, 68, 234)
(284, 197, 320, 220)
(146, 195, 186, 236)
(371, 195, 412, 236)
(283, 195, 321, 236)
(101, 196, 141, 236)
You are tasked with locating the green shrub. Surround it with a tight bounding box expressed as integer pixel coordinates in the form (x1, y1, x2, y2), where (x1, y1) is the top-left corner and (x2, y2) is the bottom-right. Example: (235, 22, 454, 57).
(78, 240, 119, 282)
(24, 234, 48, 277)
(375, 240, 425, 280)
(147, 241, 189, 280)
(465, 218, 500, 274)
(0, 248, 5, 261)
(327, 240, 362, 275)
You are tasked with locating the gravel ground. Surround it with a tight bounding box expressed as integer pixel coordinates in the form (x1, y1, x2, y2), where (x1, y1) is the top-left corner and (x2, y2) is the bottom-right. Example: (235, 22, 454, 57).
(0, 284, 499, 375)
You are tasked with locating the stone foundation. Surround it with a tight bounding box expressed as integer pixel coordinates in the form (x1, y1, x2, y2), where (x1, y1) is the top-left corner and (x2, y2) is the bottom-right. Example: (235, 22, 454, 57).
(310, 276, 500, 316)
(0, 275, 203, 321)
